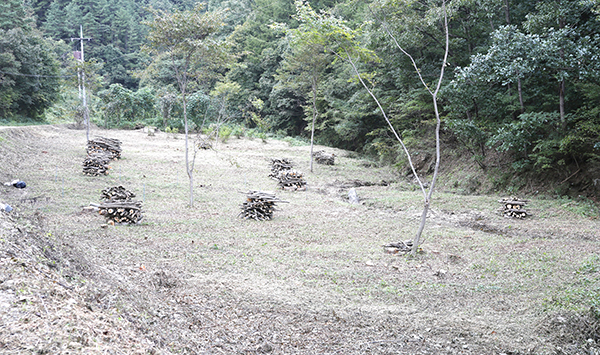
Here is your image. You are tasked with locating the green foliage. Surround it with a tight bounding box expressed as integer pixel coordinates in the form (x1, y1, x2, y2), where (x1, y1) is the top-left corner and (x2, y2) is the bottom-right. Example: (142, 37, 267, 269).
(489, 112, 559, 155)
(42, 0, 148, 89)
(0, 0, 33, 31)
(165, 126, 179, 134)
(231, 124, 245, 138)
(219, 125, 232, 142)
(445, 0, 600, 179)
(0, 27, 61, 119)
(96, 84, 157, 128)
(282, 135, 308, 146)
(559, 196, 600, 219)
(486, 110, 600, 173)
(144, 2, 230, 145)
(186, 91, 211, 128)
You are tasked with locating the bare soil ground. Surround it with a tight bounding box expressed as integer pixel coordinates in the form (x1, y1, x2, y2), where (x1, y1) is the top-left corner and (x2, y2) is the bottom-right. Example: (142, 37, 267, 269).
(0, 125, 599, 354)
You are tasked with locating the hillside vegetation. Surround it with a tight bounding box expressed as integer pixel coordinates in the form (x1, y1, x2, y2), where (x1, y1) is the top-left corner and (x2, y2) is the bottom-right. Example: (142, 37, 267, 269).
(0, 125, 598, 354)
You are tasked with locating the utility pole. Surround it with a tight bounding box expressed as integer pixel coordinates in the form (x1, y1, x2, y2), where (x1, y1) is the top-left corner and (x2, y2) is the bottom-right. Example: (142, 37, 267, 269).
(71, 25, 92, 141)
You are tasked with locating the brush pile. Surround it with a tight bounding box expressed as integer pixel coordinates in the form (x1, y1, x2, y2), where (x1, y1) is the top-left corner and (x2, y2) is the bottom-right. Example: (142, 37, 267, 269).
(276, 170, 307, 191)
(239, 191, 285, 221)
(499, 197, 529, 218)
(82, 154, 111, 176)
(101, 186, 135, 201)
(269, 158, 294, 179)
(87, 137, 122, 160)
(313, 150, 335, 165)
(98, 201, 144, 224)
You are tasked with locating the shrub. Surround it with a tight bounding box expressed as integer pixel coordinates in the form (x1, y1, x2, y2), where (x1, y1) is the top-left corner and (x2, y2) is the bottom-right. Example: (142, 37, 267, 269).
(219, 126, 232, 143)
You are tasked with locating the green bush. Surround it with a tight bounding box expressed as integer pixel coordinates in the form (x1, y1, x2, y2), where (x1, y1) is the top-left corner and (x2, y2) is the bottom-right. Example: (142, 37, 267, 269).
(231, 125, 245, 139)
(283, 136, 309, 146)
(219, 126, 232, 143)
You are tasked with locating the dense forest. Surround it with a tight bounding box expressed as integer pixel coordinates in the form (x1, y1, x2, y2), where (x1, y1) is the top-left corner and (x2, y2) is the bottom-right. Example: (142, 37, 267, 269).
(1, 0, 599, 196)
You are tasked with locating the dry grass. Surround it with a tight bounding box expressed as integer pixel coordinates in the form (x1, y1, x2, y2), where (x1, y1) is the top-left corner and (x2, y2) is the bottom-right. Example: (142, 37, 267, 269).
(0, 124, 599, 354)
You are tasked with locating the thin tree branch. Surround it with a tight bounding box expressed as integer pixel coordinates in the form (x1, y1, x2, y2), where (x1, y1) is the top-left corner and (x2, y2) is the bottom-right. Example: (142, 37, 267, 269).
(338, 47, 428, 200)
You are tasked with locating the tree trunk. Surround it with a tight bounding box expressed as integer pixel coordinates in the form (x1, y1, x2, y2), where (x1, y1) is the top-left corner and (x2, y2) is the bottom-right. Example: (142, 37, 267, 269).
(309, 77, 318, 173)
(517, 76, 524, 114)
(366, 0, 448, 255)
(184, 90, 193, 207)
(558, 17, 566, 128)
(504, 0, 511, 25)
(559, 79, 565, 127)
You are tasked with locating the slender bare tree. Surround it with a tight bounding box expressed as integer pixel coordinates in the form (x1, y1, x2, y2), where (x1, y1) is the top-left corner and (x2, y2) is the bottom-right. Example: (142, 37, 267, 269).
(295, 0, 449, 254)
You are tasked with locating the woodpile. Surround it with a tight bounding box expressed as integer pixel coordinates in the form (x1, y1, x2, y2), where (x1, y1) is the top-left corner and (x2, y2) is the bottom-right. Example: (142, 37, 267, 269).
(276, 170, 307, 191)
(499, 197, 529, 218)
(87, 137, 122, 160)
(313, 150, 335, 165)
(239, 191, 286, 221)
(198, 140, 212, 150)
(93, 186, 144, 224)
(83, 154, 111, 176)
(101, 186, 135, 201)
(269, 158, 293, 179)
(98, 201, 143, 224)
(383, 240, 414, 254)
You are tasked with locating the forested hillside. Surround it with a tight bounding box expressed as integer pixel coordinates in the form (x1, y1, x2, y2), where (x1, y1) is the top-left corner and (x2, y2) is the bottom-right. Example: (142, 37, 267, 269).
(1, 0, 599, 197)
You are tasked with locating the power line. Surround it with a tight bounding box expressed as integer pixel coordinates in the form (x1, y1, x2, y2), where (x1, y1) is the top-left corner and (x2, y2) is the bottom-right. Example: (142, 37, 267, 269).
(0, 69, 76, 79)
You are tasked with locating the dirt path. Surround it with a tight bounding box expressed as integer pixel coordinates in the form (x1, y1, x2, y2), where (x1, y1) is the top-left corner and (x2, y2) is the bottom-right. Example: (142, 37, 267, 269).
(1, 125, 599, 354)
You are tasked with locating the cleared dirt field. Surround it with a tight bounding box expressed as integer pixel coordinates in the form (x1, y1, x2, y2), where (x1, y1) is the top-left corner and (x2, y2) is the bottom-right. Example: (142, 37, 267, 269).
(1, 125, 599, 354)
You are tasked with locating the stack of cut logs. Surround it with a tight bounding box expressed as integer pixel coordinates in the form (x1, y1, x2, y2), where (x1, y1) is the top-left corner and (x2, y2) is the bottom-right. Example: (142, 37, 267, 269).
(83, 137, 122, 176)
(269, 158, 294, 179)
(97, 186, 143, 224)
(101, 185, 136, 201)
(198, 140, 212, 150)
(98, 201, 143, 224)
(83, 154, 111, 176)
(499, 197, 529, 218)
(269, 158, 306, 190)
(87, 137, 122, 160)
(276, 170, 307, 190)
(239, 191, 284, 221)
(313, 150, 335, 165)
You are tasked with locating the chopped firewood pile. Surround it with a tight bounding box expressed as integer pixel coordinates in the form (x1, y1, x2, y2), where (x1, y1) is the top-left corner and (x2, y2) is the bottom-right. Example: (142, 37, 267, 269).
(269, 158, 294, 179)
(313, 150, 335, 165)
(198, 140, 212, 150)
(98, 201, 144, 224)
(87, 137, 122, 160)
(268, 158, 306, 190)
(83, 154, 111, 176)
(239, 191, 286, 221)
(499, 197, 529, 218)
(276, 170, 307, 191)
(86, 186, 144, 224)
(101, 186, 135, 201)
